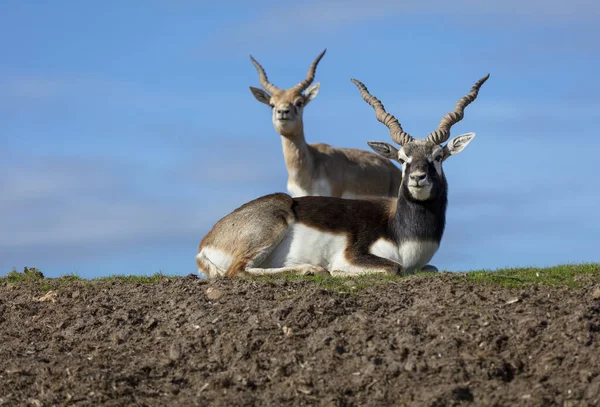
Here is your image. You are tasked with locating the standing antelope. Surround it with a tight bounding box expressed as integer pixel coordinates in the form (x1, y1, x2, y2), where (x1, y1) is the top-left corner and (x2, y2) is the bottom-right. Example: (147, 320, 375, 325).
(197, 74, 489, 278)
(249, 49, 402, 199)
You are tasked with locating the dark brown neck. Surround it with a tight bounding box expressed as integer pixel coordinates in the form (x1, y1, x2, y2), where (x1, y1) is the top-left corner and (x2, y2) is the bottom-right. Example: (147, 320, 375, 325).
(392, 177, 448, 243)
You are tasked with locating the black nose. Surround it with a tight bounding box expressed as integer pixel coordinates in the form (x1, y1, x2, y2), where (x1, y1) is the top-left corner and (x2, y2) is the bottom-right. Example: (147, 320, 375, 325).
(410, 173, 427, 182)
(277, 108, 290, 114)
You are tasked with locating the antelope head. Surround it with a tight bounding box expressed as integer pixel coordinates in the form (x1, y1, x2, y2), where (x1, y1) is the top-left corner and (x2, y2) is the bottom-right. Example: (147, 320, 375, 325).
(351, 74, 489, 201)
(249, 50, 326, 137)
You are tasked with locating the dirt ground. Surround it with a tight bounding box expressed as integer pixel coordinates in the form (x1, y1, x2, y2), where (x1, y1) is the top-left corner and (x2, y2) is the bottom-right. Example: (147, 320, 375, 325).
(1, 273, 600, 407)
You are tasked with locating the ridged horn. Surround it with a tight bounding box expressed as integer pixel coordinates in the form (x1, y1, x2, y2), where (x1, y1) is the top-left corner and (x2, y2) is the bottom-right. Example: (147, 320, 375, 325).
(351, 78, 413, 146)
(292, 49, 327, 93)
(249, 55, 281, 94)
(426, 74, 490, 145)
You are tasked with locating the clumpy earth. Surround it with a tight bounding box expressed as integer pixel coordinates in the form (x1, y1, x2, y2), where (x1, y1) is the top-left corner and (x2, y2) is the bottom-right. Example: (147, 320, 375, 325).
(1, 273, 600, 407)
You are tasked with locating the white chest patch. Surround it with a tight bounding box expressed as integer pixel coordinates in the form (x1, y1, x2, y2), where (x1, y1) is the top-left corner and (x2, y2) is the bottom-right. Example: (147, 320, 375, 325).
(261, 224, 349, 270)
(288, 178, 333, 198)
(311, 178, 332, 196)
(370, 239, 439, 274)
(287, 182, 309, 197)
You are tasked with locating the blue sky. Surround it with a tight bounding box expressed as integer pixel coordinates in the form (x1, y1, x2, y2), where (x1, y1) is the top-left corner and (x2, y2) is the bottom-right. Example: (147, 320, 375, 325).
(1, 0, 599, 278)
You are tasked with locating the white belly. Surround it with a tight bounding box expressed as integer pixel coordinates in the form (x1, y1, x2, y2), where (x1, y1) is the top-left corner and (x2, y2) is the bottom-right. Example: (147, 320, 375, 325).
(261, 223, 351, 270)
(261, 226, 439, 275)
(370, 239, 439, 274)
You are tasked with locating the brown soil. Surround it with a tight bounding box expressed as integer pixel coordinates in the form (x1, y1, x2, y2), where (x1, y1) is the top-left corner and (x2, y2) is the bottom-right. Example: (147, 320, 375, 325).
(1, 274, 600, 407)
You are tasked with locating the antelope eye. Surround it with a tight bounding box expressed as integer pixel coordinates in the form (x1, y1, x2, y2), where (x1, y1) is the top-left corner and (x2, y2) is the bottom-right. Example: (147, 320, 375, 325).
(435, 155, 443, 162)
(269, 103, 275, 108)
(294, 100, 304, 107)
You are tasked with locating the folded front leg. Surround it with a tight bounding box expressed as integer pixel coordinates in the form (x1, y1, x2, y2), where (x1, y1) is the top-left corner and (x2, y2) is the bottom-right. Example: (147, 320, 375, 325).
(330, 253, 402, 277)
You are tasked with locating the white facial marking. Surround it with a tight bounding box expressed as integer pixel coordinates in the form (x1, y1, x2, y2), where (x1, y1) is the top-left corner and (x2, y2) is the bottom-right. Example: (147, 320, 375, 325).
(428, 147, 444, 176)
(398, 150, 411, 178)
(197, 247, 233, 277)
(433, 160, 442, 175)
(407, 166, 432, 200)
(370, 239, 439, 274)
(408, 185, 433, 200)
(398, 149, 411, 164)
(274, 119, 295, 132)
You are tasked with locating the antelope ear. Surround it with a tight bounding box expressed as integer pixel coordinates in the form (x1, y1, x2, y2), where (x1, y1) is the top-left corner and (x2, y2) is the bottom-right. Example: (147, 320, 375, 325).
(249, 86, 272, 106)
(367, 141, 399, 160)
(443, 132, 475, 160)
(304, 83, 320, 104)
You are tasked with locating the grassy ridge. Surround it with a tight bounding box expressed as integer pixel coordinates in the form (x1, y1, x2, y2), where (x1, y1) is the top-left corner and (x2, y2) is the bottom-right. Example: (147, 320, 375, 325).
(253, 263, 600, 292)
(465, 263, 600, 287)
(2, 264, 599, 293)
(2, 267, 172, 290)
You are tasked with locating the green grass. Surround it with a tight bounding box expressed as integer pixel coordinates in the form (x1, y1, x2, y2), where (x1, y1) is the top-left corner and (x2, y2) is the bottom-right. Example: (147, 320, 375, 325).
(95, 272, 176, 284)
(244, 263, 600, 293)
(3, 267, 81, 291)
(465, 263, 600, 288)
(1, 267, 176, 290)
(2, 264, 599, 293)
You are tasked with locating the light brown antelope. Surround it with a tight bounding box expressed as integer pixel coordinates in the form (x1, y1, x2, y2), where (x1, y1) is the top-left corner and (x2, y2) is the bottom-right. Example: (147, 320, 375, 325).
(249, 49, 402, 199)
(197, 74, 489, 278)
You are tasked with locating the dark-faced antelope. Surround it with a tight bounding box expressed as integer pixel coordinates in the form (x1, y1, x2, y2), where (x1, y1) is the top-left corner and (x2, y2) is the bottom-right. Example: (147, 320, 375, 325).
(249, 49, 402, 199)
(197, 74, 489, 278)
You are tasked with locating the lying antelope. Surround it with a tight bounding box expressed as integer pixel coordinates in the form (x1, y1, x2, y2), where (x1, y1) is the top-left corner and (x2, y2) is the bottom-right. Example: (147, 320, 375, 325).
(249, 49, 401, 199)
(197, 74, 489, 278)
